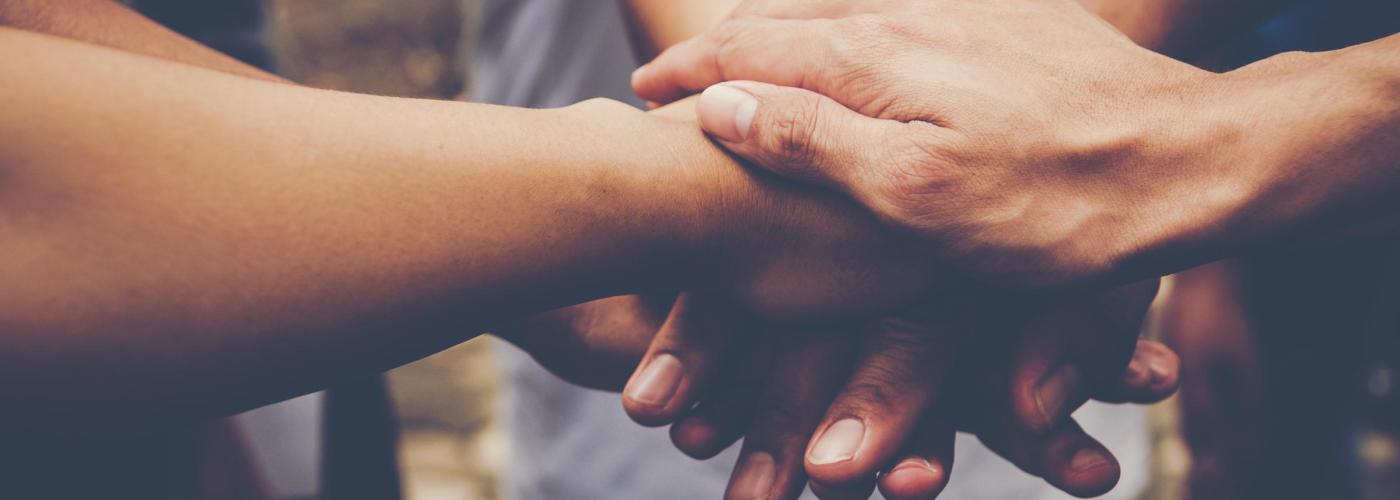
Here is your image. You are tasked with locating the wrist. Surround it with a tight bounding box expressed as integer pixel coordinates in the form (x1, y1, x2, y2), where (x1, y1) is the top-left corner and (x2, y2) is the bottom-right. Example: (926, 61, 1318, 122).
(1217, 46, 1400, 243)
(1125, 43, 1400, 274)
(1096, 63, 1260, 280)
(552, 98, 748, 290)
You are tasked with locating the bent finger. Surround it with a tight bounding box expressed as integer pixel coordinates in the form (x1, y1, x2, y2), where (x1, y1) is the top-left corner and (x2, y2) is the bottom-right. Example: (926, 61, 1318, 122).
(805, 314, 957, 487)
(670, 334, 777, 459)
(623, 294, 745, 426)
(1010, 281, 1159, 432)
(877, 416, 956, 500)
(725, 333, 854, 500)
(974, 416, 1122, 498)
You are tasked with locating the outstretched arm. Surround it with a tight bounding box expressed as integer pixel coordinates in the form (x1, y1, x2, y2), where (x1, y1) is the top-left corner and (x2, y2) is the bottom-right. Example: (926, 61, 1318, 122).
(633, 0, 1400, 290)
(0, 27, 927, 429)
(0, 27, 699, 426)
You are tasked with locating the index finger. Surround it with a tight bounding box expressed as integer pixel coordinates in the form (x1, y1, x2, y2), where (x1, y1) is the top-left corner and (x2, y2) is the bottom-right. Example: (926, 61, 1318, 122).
(632, 17, 846, 104)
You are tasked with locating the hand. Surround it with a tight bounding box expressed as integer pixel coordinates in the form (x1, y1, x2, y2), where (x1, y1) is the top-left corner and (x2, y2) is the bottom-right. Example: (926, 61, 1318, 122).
(625, 97, 941, 321)
(493, 295, 675, 390)
(633, 0, 1253, 290)
(621, 283, 1180, 499)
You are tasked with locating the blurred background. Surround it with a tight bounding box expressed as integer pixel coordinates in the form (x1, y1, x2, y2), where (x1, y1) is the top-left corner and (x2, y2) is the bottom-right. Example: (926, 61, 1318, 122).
(109, 0, 1400, 499)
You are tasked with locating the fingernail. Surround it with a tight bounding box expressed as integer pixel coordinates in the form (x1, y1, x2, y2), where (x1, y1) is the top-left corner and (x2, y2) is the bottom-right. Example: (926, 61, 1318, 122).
(1035, 365, 1083, 427)
(1145, 353, 1171, 385)
(625, 354, 684, 407)
(1124, 359, 1149, 386)
(630, 65, 649, 88)
(891, 457, 935, 474)
(730, 452, 776, 499)
(808, 418, 865, 465)
(698, 84, 758, 142)
(1070, 448, 1112, 473)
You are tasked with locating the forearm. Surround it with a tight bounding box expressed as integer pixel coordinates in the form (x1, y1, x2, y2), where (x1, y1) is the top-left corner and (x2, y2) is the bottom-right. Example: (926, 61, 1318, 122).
(1133, 34, 1400, 274)
(0, 28, 717, 427)
(622, 0, 739, 59)
(1239, 35, 1400, 238)
(0, 0, 279, 81)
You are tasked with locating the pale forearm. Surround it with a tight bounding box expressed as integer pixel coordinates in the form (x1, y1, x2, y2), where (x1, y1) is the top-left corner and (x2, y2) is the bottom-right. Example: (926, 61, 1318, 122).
(0, 28, 707, 426)
(622, 0, 739, 59)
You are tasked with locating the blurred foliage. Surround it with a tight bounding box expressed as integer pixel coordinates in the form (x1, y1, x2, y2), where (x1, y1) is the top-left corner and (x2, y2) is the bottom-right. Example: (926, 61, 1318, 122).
(266, 0, 470, 98)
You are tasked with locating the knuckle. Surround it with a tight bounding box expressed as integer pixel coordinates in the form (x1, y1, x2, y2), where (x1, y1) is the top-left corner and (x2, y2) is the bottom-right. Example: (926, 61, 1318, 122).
(823, 18, 893, 86)
(756, 392, 813, 431)
(837, 379, 902, 414)
(710, 18, 757, 64)
(867, 125, 962, 227)
(765, 96, 824, 171)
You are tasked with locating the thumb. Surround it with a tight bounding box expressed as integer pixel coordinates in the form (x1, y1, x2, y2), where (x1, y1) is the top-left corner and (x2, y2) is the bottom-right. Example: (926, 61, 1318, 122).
(696, 80, 906, 195)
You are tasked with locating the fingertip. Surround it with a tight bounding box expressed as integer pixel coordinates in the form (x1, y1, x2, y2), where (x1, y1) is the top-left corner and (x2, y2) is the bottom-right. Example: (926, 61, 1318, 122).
(630, 65, 650, 94)
(630, 62, 671, 104)
(670, 416, 732, 459)
(1141, 341, 1181, 395)
(698, 84, 759, 143)
(878, 458, 948, 500)
(1054, 447, 1121, 498)
(621, 353, 690, 427)
(1116, 340, 1181, 403)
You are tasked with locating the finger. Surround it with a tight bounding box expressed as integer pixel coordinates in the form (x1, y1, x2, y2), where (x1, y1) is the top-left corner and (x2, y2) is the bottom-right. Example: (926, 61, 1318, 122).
(670, 335, 777, 459)
(1098, 339, 1180, 404)
(1010, 281, 1159, 432)
(623, 294, 744, 426)
(804, 315, 956, 487)
(725, 333, 854, 500)
(974, 416, 1122, 498)
(498, 294, 674, 391)
(693, 80, 940, 204)
(877, 417, 956, 500)
(632, 17, 828, 104)
(730, 0, 868, 19)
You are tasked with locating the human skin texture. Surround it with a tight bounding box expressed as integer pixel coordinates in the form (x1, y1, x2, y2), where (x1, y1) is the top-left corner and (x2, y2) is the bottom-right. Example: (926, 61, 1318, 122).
(633, 0, 1400, 293)
(0, 25, 950, 429)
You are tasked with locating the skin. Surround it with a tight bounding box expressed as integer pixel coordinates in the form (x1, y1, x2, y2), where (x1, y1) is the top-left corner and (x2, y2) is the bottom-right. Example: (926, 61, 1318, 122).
(630, 4, 1399, 497)
(0, 1, 1181, 495)
(617, 2, 1202, 500)
(633, 0, 1400, 293)
(0, 23, 947, 429)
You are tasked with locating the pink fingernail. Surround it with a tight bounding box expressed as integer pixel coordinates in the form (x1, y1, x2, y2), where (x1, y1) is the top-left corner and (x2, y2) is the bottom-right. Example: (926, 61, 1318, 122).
(1145, 354, 1171, 385)
(808, 418, 865, 465)
(625, 354, 684, 407)
(1124, 359, 1149, 386)
(698, 84, 758, 142)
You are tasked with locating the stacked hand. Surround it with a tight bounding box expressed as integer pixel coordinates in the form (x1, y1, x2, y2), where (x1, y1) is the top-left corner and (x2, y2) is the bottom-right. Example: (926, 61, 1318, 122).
(508, 1, 1207, 498)
(635, 0, 1245, 291)
(501, 285, 1178, 499)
